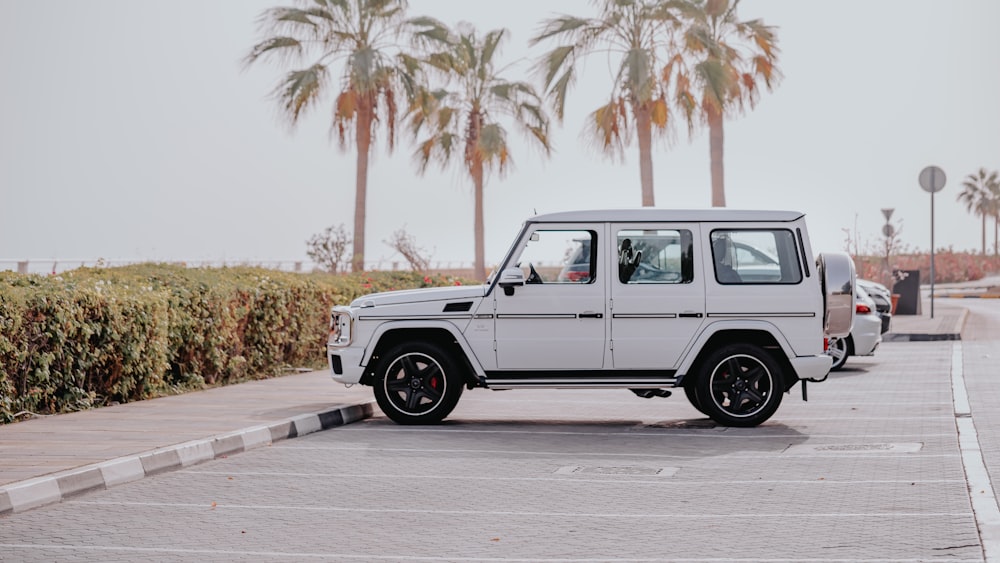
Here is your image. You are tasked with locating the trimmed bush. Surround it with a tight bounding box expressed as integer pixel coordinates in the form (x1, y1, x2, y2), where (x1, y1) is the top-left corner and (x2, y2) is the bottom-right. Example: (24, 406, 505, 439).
(0, 266, 468, 423)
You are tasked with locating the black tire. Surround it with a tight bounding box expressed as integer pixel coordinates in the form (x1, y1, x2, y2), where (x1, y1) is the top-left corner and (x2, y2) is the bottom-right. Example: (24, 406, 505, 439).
(373, 341, 464, 425)
(683, 382, 709, 416)
(826, 336, 849, 371)
(694, 344, 783, 427)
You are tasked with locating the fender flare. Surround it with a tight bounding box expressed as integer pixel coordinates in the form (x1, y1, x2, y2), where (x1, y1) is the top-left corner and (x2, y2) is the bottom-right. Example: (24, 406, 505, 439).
(361, 319, 487, 378)
(676, 319, 797, 377)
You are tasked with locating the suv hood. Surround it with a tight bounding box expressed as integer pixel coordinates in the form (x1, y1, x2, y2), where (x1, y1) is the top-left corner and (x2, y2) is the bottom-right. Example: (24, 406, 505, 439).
(350, 285, 487, 308)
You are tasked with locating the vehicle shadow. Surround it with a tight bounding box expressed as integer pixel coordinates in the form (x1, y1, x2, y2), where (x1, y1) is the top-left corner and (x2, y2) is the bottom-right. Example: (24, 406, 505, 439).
(361, 416, 808, 457)
(826, 365, 872, 380)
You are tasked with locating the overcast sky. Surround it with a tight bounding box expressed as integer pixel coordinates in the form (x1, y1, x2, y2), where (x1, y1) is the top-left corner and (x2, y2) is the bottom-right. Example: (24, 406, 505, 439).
(2, 0, 998, 271)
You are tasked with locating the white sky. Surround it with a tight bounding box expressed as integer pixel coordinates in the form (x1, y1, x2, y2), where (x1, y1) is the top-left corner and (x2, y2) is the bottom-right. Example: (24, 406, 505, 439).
(2, 0, 998, 270)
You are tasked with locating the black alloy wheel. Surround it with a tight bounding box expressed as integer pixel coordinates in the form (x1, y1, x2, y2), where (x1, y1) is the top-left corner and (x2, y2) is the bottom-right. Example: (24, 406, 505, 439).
(695, 344, 783, 427)
(373, 341, 464, 424)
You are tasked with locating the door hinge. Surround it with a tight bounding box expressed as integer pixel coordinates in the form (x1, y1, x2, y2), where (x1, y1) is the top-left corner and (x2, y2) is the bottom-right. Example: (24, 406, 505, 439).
(609, 340, 614, 350)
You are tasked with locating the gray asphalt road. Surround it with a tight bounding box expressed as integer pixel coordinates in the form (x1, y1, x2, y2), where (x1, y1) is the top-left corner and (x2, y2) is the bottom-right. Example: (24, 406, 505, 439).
(1, 327, 995, 562)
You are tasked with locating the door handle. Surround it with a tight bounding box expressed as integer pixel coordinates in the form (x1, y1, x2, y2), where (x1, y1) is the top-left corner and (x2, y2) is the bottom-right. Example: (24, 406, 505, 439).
(679, 312, 703, 318)
(579, 312, 603, 319)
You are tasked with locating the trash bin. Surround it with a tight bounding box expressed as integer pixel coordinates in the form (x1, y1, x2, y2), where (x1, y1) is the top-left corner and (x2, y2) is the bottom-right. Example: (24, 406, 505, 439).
(891, 269, 921, 315)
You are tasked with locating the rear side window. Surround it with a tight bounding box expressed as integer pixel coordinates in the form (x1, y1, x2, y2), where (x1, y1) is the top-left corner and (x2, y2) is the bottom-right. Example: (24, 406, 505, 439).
(616, 229, 694, 284)
(711, 229, 802, 284)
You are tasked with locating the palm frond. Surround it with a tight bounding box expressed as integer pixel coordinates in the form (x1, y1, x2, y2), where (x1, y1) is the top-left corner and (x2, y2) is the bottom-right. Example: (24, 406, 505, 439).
(274, 63, 329, 123)
(530, 15, 592, 45)
(586, 98, 629, 158)
(244, 36, 304, 67)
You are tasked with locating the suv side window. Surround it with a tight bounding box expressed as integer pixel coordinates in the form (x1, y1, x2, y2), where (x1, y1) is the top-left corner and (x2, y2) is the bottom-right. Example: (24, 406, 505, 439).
(520, 230, 596, 283)
(617, 229, 694, 284)
(711, 229, 802, 284)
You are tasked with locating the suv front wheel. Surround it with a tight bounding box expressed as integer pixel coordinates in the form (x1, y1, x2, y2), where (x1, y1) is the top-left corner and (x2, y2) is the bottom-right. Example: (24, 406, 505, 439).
(373, 342, 464, 425)
(695, 344, 783, 427)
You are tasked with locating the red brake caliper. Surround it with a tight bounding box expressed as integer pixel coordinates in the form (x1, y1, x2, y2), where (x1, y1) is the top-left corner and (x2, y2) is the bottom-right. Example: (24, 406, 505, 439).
(429, 376, 439, 390)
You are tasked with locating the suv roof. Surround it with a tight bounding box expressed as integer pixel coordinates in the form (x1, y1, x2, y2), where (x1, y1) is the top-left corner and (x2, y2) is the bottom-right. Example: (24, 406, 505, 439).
(528, 209, 805, 224)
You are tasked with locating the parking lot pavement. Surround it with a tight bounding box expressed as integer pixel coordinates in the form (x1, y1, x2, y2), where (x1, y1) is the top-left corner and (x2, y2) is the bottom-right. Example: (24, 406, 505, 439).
(3, 296, 1000, 560)
(0, 338, 995, 561)
(0, 371, 375, 514)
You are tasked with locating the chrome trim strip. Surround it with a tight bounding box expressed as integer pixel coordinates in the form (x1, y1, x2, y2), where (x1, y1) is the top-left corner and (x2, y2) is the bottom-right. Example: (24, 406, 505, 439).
(474, 314, 494, 319)
(496, 314, 578, 320)
(357, 314, 473, 321)
(707, 312, 816, 318)
(612, 313, 678, 319)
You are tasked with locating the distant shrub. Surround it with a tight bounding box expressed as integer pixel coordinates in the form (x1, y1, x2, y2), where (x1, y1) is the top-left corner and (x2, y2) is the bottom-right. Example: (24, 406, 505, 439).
(0, 266, 470, 423)
(852, 251, 1000, 287)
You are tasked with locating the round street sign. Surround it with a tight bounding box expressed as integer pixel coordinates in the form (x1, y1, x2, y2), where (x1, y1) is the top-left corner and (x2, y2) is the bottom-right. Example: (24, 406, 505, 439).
(919, 166, 946, 193)
(882, 224, 895, 237)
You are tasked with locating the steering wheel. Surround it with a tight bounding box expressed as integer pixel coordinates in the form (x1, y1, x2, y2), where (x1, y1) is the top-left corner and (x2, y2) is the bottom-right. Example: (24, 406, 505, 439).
(526, 263, 543, 284)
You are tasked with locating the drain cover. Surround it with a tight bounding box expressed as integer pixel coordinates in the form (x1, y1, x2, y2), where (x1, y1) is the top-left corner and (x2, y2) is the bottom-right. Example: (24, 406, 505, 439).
(555, 466, 679, 477)
(785, 442, 923, 454)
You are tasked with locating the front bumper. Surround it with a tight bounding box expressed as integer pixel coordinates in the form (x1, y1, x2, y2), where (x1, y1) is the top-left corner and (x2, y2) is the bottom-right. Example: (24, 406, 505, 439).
(327, 345, 366, 385)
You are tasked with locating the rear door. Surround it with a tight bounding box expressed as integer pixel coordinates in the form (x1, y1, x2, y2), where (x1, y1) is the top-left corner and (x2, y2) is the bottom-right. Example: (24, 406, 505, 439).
(609, 223, 705, 369)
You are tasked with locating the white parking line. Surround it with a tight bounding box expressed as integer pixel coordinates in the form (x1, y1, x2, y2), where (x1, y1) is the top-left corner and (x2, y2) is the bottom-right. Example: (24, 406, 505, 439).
(67, 500, 971, 519)
(279, 444, 961, 460)
(182, 469, 965, 486)
(0, 544, 982, 563)
(352, 428, 956, 439)
(952, 341, 1000, 560)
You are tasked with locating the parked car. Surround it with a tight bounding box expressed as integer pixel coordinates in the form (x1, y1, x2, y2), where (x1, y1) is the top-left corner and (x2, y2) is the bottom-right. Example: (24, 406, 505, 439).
(857, 278, 892, 334)
(327, 209, 856, 428)
(826, 284, 882, 370)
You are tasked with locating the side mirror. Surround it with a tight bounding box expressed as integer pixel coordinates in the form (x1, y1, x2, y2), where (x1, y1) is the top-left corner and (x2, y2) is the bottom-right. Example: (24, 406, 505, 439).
(498, 267, 525, 296)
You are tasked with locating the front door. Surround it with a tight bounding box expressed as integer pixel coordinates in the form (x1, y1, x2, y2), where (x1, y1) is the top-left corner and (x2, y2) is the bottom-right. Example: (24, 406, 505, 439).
(494, 225, 607, 370)
(610, 224, 705, 369)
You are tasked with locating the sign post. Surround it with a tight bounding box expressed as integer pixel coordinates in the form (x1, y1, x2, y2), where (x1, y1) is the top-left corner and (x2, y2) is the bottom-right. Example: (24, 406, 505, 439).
(918, 166, 946, 318)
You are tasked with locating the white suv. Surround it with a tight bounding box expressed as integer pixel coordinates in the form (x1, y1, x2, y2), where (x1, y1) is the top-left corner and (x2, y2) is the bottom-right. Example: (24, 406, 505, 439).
(328, 209, 855, 427)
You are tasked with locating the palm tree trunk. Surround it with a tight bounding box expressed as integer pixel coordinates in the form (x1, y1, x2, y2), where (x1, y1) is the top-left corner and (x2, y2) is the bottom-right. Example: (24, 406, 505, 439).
(635, 106, 655, 207)
(351, 101, 372, 273)
(994, 214, 998, 256)
(472, 159, 486, 282)
(982, 214, 987, 255)
(708, 107, 726, 207)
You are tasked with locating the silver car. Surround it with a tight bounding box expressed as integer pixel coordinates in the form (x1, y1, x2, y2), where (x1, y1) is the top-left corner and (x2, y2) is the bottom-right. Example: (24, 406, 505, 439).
(827, 284, 882, 371)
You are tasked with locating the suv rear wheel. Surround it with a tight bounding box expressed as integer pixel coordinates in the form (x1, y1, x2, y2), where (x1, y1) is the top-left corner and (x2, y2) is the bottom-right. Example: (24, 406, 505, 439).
(695, 344, 783, 427)
(373, 342, 464, 425)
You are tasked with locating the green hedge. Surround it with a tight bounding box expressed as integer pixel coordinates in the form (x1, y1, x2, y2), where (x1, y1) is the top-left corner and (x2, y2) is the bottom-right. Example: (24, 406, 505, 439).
(0, 266, 467, 423)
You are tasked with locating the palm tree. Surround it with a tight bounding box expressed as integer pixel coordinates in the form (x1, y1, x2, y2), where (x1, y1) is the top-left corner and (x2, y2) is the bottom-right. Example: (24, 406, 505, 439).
(957, 168, 1000, 255)
(674, 0, 781, 207)
(408, 20, 551, 281)
(531, 0, 689, 207)
(244, 0, 419, 272)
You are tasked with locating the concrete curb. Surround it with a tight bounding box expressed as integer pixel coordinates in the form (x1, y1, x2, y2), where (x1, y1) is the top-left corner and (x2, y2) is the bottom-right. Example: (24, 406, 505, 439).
(0, 401, 374, 516)
(882, 307, 968, 343)
(883, 332, 962, 342)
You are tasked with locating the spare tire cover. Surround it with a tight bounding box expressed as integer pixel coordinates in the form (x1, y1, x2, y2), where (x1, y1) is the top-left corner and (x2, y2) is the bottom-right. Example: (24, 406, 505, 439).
(817, 252, 855, 338)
